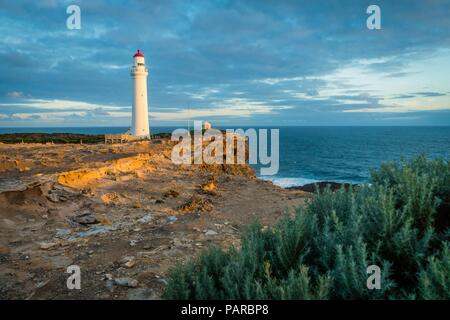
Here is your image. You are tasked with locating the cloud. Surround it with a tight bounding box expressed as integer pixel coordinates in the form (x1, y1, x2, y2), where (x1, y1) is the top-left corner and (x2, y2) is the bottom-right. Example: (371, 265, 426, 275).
(412, 92, 447, 98)
(392, 94, 416, 99)
(0, 96, 289, 124)
(89, 107, 110, 116)
(6, 91, 24, 98)
(185, 87, 220, 100)
(344, 103, 450, 113)
(0, 99, 128, 111)
(384, 72, 419, 78)
(0, 1, 450, 126)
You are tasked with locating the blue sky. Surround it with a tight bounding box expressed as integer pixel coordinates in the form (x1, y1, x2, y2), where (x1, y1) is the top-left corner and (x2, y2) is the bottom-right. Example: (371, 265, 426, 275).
(1, 0, 450, 127)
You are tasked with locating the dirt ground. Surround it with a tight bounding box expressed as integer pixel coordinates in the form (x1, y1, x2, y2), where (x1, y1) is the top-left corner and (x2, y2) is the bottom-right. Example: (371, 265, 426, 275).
(0, 140, 309, 299)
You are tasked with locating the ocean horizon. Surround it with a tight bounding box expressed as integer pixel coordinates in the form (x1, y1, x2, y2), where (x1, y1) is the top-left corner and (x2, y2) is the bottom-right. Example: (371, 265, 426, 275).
(1, 126, 449, 187)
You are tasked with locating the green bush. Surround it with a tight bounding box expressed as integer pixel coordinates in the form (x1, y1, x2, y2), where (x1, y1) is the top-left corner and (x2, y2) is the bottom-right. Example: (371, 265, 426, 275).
(418, 243, 450, 299)
(163, 156, 450, 300)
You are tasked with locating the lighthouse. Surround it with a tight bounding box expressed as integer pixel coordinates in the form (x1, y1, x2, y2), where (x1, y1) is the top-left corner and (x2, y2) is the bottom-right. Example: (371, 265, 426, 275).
(130, 49, 150, 138)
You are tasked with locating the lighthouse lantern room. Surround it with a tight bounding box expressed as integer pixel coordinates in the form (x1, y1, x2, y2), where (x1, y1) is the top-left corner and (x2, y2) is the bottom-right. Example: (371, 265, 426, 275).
(130, 49, 150, 138)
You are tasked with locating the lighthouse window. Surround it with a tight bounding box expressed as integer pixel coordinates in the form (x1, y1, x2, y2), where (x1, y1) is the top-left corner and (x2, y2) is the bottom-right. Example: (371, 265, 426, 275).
(138, 63, 144, 66)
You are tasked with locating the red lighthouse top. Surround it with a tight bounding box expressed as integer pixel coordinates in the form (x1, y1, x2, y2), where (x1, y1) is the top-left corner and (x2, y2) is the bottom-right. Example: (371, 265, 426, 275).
(133, 49, 144, 58)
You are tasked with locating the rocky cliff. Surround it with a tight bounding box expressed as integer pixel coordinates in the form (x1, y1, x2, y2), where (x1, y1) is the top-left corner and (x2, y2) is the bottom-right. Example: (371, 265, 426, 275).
(0, 139, 308, 299)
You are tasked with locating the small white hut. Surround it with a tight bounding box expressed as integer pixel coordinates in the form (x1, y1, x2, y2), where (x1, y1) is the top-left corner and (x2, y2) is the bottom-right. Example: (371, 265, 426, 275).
(202, 121, 212, 130)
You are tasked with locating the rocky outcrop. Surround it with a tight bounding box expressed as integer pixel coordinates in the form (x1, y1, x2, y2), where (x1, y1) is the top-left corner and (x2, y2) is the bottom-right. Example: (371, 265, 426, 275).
(0, 138, 307, 300)
(287, 181, 357, 193)
(0, 159, 34, 173)
(57, 153, 154, 189)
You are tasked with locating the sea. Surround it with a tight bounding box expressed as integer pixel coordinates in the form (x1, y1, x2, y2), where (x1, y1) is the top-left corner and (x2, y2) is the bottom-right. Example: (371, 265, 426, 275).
(1, 126, 449, 187)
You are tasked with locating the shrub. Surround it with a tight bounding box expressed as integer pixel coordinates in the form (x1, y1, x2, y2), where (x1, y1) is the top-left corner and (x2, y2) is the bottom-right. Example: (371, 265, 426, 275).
(163, 156, 450, 299)
(418, 243, 450, 300)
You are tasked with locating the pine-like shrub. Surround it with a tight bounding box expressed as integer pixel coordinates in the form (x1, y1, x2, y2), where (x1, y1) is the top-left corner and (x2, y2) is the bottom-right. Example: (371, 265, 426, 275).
(163, 156, 450, 299)
(418, 243, 450, 299)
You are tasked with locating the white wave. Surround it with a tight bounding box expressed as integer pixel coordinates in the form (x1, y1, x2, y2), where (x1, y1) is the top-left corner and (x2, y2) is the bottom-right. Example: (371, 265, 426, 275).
(259, 176, 320, 188)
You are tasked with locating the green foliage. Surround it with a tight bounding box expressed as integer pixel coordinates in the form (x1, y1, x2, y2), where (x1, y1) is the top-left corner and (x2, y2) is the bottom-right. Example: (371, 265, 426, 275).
(164, 156, 450, 300)
(0, 133, 104, 144)
(418, 243, 450, 299)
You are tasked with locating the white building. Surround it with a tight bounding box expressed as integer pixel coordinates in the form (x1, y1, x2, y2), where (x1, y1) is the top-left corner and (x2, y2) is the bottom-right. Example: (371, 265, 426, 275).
(130, 49, 150, 138)
(203, 121, 212, 130)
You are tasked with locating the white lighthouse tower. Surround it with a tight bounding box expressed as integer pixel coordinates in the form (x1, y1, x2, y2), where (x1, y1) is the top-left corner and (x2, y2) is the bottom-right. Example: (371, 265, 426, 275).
(130, 49, 150, 138)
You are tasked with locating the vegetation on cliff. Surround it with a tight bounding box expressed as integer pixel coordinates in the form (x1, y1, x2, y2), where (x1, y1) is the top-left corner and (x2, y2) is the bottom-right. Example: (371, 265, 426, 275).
(164, 156, 450, 299)
(0, 133, 104, 144)
(0, 132, 173, 144)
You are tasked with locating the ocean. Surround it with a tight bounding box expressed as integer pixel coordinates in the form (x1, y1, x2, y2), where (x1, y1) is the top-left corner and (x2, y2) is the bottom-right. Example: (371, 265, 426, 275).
(1, 126, 449, 187)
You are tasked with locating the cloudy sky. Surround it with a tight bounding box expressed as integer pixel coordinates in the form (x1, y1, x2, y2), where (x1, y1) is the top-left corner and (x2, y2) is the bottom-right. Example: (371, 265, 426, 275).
(1, 0, 450, 127)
